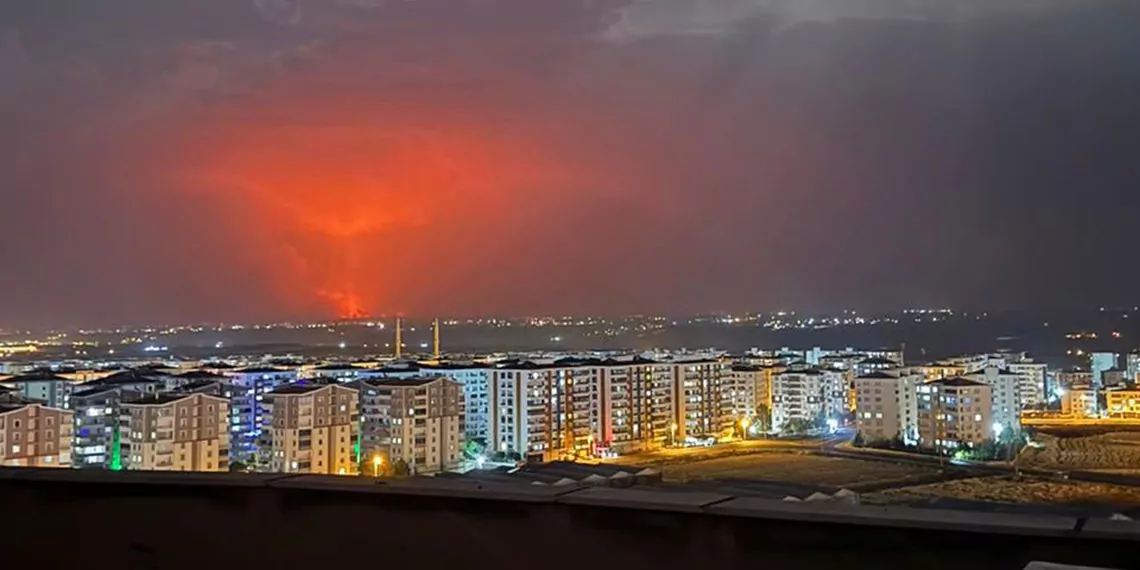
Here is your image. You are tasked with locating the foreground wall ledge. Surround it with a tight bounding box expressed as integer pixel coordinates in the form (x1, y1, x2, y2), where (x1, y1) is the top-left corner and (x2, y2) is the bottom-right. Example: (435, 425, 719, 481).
(1, 466, 1138, 542)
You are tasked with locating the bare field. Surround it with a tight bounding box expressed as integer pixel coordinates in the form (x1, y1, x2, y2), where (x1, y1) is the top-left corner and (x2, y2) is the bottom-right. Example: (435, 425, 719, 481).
(660, 453, 936, 487)
(1019, 432, 1140, 473)
(871, 476, 1140, 506)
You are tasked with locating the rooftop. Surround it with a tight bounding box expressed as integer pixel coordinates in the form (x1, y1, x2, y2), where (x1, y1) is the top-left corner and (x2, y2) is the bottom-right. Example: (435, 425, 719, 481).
(269, 382, 352, 395)
(0, 372, 72, 384)
(236, 367, 290, 374)
(360, 377, 447, 388)
(857, 371, 898, 380)
(932, 377, 988, 387)
(84, 370, 166, 387)
(121, 392, 196, 406)
(175, 370, 225, 380)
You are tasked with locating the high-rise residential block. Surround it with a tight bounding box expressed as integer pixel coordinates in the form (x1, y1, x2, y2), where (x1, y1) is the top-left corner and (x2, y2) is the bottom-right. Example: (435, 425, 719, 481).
(357, 377, 461, 474)
(120, 393, 230, 471)
(0, 402, 73, 467)
(265, 383, 358, 474)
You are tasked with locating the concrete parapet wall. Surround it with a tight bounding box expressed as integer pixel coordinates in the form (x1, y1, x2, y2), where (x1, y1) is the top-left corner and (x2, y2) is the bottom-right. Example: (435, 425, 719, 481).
(0, 468, 1137, 569)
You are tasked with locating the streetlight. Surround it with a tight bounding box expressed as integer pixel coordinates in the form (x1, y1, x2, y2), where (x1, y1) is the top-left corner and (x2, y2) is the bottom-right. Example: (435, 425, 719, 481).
(738, 417, 752, 440)
(371, 454, 383, 477)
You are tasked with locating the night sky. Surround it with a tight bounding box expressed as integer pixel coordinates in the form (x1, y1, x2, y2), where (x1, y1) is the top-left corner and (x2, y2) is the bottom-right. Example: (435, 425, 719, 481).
(2, 0, 1139, 328)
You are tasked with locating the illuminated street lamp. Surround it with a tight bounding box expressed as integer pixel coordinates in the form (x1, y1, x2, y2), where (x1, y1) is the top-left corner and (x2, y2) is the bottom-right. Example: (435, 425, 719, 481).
(371, 454, 383, 477)
(738, 417, 752, 440)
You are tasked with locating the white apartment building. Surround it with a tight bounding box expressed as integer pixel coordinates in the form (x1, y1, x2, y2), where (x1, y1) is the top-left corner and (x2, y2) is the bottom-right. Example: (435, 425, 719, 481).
(1008, 360, 1047, 408)
(670, 359, 730, 441)
(0, 402, 73, 467)
(599, 357, 676, 453)
(723, 364, 779, 429)
(266, 383, 358, 475)
(357, 377, 462, 474)
(771, 368, 847, 432)
(120, 393, 230, 472)
(489, 359, 602, 461)
(853, 369, 923, 444)
(963, 366, 1021, 433)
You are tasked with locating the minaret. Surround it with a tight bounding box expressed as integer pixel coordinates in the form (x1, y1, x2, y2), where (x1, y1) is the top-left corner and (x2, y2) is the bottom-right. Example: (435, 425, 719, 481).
(394, 317, 403, 359)
(433, 318, 441, 360)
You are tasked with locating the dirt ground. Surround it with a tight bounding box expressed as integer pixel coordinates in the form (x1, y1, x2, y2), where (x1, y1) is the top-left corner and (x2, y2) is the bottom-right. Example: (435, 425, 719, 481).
(659, 452, 936, 487)
(1018, 432, 1140, 472)
(871, 475, 1140, 507)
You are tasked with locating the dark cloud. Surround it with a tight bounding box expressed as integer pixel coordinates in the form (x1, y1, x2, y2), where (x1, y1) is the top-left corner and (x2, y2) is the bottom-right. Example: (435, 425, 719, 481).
(1, 0, 1139, 327)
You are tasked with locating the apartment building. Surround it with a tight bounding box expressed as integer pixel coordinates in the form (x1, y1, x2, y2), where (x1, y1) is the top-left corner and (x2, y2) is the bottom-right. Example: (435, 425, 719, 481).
(488, 359, 603, 461)
(915, 363, 968, 381)
(226, 367, 298, 464)
(771, 367, 847, 432)
(120, 393, 230, 471)
(1008, 360, 1048, 408)
(416, 363, 490, 442)
(0, 402, 73, 467)
(70, 371, 165, 468)
(670, 358, 730, 441)
(917, 377, 993, 451)
(1105, 389, 1140, 419)
(963, 366, 1021, 433)
(853, 369, 923, 444)
(306, 364, 365, 382)
(1061, 388, 1098, 417)
(266, 383, 358, 475)
(599, 357, 676, 453)
(356, 377, 461, 474)
(723, 364, 780, 431)
(0, 372, 78, 409)
(853, 357, 899, 378)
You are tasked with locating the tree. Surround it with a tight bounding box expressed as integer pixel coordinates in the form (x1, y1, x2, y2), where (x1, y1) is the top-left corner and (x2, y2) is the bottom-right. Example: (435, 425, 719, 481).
(229, 461, 248, 473)
(462, 437, 486, 459)
(852, 431, 865, 447)
(391, 458, 411, 477)
(755, 404, 772, 434)
(782, 418, 815, 436)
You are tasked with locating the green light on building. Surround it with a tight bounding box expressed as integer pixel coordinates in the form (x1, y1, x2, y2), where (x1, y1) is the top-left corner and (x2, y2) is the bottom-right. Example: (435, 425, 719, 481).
(110, 425, 122, 471)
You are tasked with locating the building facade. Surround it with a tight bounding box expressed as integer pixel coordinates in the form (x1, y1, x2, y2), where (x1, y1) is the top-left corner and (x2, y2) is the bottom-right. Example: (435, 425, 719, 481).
(226, 367, 298, 465)
(671, 359, 730, 441)
(1105, 389, 1140, 419)
(0, 402, 73, 467)
(357, 377, 461, 474)
(916, 377, 993, 451)
(963, 367, 1022, 434)
(771, 368, 847, 433)
(266, 384, 358, 475)
(120, 393, 230, 471)
(599, 358, 676, 453)
(0, 372, 77, 409)
(723, 364, 780, 433)
(853, 369, 922, 444)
